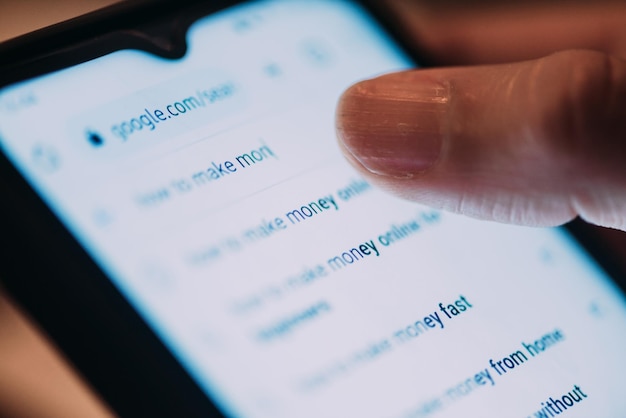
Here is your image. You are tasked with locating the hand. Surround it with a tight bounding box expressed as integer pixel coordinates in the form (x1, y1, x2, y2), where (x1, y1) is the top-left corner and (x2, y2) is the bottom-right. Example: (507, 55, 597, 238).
(336, 1, 626, 231)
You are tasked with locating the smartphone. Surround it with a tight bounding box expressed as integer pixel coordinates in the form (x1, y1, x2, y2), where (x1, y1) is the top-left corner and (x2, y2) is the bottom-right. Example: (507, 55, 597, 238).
(1, 0, 625, 417)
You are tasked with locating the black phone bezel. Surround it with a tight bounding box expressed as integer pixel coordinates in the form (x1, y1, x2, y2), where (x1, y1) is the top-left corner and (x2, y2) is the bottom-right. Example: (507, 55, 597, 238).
(0, 1, 623, 417)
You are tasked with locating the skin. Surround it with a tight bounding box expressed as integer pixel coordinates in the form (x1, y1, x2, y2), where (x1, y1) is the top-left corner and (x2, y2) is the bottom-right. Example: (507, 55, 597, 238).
(336, 0, 626, 231)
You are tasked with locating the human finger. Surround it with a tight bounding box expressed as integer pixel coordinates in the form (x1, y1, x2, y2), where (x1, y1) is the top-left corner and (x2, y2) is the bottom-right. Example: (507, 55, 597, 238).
(336, 50, 626, 230)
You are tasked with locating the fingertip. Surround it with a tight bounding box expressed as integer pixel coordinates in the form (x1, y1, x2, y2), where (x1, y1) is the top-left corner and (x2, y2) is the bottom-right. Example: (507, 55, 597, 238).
(336, 53, 626, 229)
(336, 72, 448, 179)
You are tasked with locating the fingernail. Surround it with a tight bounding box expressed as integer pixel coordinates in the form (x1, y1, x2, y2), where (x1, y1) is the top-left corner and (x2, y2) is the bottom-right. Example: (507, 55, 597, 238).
(336, 72, 449, 178)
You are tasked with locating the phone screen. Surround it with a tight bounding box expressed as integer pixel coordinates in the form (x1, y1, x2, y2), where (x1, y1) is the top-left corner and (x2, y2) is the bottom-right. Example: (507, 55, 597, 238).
(1, 0, 626, 417)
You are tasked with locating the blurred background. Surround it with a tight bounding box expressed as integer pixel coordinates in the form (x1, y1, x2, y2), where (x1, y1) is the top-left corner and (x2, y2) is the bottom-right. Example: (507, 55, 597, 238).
(0, 0, 121, 42)
(1, 0, 625, 417)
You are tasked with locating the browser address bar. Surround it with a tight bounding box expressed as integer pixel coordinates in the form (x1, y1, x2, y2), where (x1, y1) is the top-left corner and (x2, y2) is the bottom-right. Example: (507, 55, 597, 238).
(110, 81, 236, 142)
(70, 69, 246, 157)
